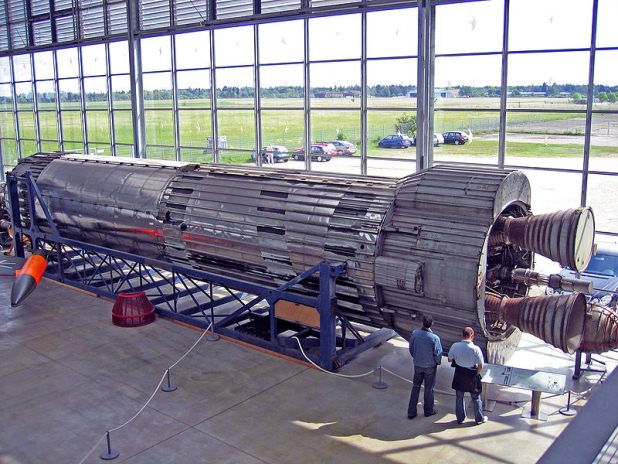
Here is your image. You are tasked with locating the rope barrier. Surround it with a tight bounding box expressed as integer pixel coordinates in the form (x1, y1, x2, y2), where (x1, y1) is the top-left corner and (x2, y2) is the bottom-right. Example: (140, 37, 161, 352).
(292, 337, 376, 378)
(77, 323, 213, 464)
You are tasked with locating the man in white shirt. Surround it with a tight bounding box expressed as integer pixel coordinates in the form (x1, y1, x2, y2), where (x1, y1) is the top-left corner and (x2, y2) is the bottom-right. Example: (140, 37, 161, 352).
(447, 327, 488, 425)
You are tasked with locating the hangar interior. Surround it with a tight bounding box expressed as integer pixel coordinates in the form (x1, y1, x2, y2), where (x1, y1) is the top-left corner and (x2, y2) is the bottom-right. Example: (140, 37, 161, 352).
(0, 0, 617, 463)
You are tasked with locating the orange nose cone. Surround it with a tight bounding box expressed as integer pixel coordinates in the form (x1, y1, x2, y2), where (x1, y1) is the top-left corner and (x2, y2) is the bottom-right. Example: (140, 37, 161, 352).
(10, 252, 48, 307)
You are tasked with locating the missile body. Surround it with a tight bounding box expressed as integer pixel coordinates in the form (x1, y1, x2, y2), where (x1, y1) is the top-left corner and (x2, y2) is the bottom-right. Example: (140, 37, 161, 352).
(9, 153, 611, 362)
(11, 251, 48, 306)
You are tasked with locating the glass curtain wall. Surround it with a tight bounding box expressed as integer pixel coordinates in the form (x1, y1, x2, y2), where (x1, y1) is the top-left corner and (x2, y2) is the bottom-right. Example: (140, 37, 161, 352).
(0, 1, 616, 236)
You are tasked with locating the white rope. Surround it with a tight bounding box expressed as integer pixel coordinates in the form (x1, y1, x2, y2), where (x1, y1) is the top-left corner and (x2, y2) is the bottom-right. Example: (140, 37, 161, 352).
(292, 336, 376, 378)
(77, 323, 213, 464)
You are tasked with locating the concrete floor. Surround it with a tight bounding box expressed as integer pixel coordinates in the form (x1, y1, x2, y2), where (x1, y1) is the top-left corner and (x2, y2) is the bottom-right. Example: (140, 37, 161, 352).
(1, 275, 615, 464)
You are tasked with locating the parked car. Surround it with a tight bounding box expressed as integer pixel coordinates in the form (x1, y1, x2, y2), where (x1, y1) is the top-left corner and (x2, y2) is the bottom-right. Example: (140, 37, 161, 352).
(312, 142, 338, 156)
(329, 140, 357, 156)
(442, 131, 469, 145)
(378, 134, 413, 149)
(251, 145, 290, 163)
(546, 243, 618, 307)
(291, 145, 332, 162)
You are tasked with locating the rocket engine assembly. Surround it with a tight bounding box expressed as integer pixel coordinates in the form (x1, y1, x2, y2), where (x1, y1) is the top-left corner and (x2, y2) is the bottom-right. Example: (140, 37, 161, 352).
(9, 152, 616, 363)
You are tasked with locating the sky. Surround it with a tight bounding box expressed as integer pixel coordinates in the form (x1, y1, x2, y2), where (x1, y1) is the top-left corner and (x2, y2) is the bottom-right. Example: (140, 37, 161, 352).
(0, 0, 617, 97)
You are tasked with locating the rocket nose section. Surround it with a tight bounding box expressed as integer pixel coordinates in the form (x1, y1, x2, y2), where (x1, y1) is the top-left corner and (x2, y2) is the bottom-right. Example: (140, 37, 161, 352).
(11, 274, 37, 307)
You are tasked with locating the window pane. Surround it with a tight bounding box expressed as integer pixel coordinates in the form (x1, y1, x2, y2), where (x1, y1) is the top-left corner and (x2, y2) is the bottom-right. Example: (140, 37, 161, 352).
(0, 58, 11, 82)
(435, 112, 498, 165)
(260, 64, 303, 106)
(587, 174, 618, 232)
(436, 0, 503, 54)
(86, 111, 110, 143)
(143, 72, 172, 108)
(367, 58, 416, 109)
(109, 41, 130, 74)
(180, 147, 213, 163)
(34, 51, 54, 80)
(141, 36, 172, 72)
(61, 111, 83, 142)
(259, 20, 303, 64)
(436, 55, 502, 109)
(506, 112, 584, 165)
(15, 83, 33, 110)
(312, 109, 360, 152)
(593, 51, 618, 111)
(146, 145, 175, 160)
(18, 111, 36, 139)
(178, 109, 211, 148)
(508, 52, 590, 110)
(216, 67, 254, 108)
(57, 48, 79, 78)
(145, 110, 174, 147)
(88, 143, 112, 156)
(0, 84, 13, 110)
(41, 140, 59, 151)
(367, 9, 417, 58)
(262, 110, 303, 151)
(219, 149, 252, 165)
(36, 80, 56, 108)
(113, 111, 133, 145)
(1, 139, 19, 169)
(13, 55, 32, 82)
(177, 70, 210, 108)
(84, 77, 108, 109)
(59, 79, 81, 109)
(520, 170, 582, 214)
(39, 112, 58, 140)
(590, 114, 618, 173)
(82, 44, 107, 76)
(21, 140, 39, 157)
(597, 0, 618, 48)
(368, 110, 414, 159)
(0, 112, 15, 138)
(176, 31, 210, 69)
(64, 141, 84, 153)
(509, 0, 593, 51)
(367, 158, 414, 178)
(310, 62, 360, 108)
(112, 75, 131, 109)
(218, 110, 255, 150)
(310, 14, 361, 61)
(115, 144, 134, 157)
(215, 26, 254, 67)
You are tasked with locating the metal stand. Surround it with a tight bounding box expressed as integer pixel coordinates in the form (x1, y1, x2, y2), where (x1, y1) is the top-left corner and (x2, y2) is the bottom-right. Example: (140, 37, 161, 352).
(161, 369, 177, 392)
(372, 366, 388, 390)
(100, 431, 119, 460)
(521, 391, 548, 421)
(572, 351, 607, 380)
(559, 390, 577, 416)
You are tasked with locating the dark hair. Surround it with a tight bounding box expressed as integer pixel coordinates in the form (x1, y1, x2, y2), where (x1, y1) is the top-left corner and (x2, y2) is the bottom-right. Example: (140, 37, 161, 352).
(463, 327, 474, 339)
(422, 315, 433, 329)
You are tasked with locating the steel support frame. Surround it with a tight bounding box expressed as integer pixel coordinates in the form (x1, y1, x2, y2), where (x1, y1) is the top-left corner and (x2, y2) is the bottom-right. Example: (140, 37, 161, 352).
(6, 172, 394, 371)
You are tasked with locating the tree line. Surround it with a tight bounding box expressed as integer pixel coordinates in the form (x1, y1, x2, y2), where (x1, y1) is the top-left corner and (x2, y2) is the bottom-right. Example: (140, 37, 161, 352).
(3, 83, 618, 104)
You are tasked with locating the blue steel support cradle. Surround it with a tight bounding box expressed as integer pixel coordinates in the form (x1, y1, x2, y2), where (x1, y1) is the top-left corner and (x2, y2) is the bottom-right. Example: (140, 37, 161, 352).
(7, 172, 394, 371)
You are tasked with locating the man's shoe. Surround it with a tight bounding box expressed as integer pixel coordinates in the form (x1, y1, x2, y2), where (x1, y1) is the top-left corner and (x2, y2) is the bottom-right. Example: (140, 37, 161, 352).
(424, 410, 438, 417)
(476, 416, 488, 424)
(407, 414, 417, 420)
(457, 420, 464, 424)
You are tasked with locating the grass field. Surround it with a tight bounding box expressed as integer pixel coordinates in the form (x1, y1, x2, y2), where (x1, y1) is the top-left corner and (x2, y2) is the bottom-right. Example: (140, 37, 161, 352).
(2, 97, 616, 165)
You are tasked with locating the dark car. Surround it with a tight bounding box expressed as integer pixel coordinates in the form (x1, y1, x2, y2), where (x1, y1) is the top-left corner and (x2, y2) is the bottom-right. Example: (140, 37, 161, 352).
(378, 134, 413, 149)
(291, 145, 332, 162)
(329, 140, 357, 156)
(442, 131, 469, 145)
(546, 244, 618, 307)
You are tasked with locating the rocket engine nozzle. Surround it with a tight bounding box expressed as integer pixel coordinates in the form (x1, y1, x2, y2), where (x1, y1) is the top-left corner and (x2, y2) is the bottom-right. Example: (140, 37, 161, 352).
(580, 303, 618, 353)
(485, 293, 586, 354)
(490, 207, 595, 273)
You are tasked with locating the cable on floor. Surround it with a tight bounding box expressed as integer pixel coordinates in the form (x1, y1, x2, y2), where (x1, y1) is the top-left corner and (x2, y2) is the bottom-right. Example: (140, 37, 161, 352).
(77, 323, 213, 464)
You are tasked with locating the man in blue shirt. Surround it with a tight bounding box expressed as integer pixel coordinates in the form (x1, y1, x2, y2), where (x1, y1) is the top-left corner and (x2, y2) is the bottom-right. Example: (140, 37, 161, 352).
(407, 315, 442, 419)
(448, 326, 487, 425)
